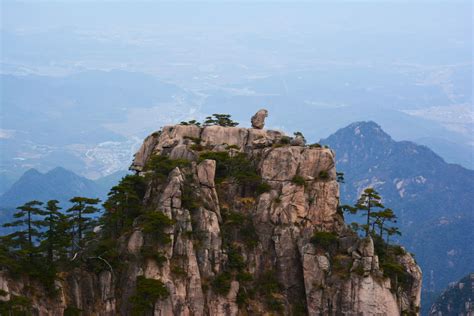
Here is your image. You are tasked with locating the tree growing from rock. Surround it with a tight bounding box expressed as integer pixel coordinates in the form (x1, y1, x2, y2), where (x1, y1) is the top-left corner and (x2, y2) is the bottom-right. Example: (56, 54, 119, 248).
(40, 200, 71, 263)
(2, 200, 45, 254)
(203, 114, 239, 127)
(355, 188, 385, 237)
(67, 197, 101, 249)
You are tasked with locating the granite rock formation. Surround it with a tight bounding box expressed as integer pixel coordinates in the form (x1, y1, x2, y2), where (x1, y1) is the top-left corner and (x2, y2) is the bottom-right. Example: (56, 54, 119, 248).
(0, 114, 422, 315)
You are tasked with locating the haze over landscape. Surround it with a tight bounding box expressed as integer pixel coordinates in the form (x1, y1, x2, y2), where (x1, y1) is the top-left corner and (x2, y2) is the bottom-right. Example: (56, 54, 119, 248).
(1, 1, 472, 186)
(0, 1, 472, 315)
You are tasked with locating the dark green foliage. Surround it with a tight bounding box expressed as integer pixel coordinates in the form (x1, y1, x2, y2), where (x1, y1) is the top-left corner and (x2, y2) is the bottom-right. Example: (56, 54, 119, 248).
(226, 245, 245, 271)
(64, 306, 83, 316)
(212, 271, 233, 295)
(318, 170, 329, 180)
(67, 197, 101, 248)
(292, 301, 308, 316)
(102, 175, 146, 237)
(0, 294, 31, 315)
(141, 211, 174, 245)
(87, 237, 120, 273)
(353, 188, 385, 237)
(256, 270, 284, 312)
(41, 200, 71, 264)
(309, 143, 322, 148)
(141, 246, 167, 267)
(130, 276, 169, 314)
(310, 231, 338, 250)
(373, 235, 413, 291)
(221, 209, 258, 249)
(291, 175, 306, 186)
(199, 151, 260, 187)
(256, 182, 272, 195)
(3, 200, 45, 252)
(181, 180, 201, 212)
(184, 136, 205, 151)
(336, 172, 345, 183)
(203, 114, 239, 127)
(180, 119, 201, 127)
(171, 265, 187, 278)
(144, 154, 190, 180)
(279, 136, 291, 145)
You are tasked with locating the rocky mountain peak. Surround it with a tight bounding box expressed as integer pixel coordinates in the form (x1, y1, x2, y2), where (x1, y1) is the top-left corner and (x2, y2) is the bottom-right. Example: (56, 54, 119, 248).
(0, 112, 422, 315)
(327, 121, 393, 145)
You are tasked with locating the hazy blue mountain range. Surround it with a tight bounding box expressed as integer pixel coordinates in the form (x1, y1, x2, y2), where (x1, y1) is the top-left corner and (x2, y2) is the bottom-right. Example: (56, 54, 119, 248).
(429, 273, 474, 315)
(321, 121, 474, 312)
(0, 167, 106, 208)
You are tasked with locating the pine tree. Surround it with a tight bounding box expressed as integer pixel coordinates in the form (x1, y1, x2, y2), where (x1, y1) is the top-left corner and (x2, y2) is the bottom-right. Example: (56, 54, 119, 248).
(40, 200, 71, 263)
(384, 226, 402, 245)
(102, 175, 145, 237)
(2, 200, 45, 255)
(371, 208, 397, 238)
(354, 188, 385, 237)
(67, 197, 100, 249)
(203, 114, 239, 127)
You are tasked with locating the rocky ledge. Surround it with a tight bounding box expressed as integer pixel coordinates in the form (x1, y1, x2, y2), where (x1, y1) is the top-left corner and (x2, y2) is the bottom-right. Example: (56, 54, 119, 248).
(0, 110, 421, 315)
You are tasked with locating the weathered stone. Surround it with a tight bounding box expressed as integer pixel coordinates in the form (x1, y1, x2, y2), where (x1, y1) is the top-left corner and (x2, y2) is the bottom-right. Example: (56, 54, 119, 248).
(197, 159, 216, 188)
(251, 109, 268, 129)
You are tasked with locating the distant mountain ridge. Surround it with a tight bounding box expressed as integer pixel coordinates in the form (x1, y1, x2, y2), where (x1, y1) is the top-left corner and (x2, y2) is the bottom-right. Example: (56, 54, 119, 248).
(0, 167, 128, 208)
(321, 121, 474, 313)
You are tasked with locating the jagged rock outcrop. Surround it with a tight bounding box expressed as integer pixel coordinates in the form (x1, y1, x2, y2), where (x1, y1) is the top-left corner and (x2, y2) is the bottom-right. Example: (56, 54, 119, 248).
(0, 115, 422, 315)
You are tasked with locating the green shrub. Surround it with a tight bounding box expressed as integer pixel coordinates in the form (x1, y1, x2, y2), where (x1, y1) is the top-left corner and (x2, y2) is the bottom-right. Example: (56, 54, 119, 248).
(309, 143, 322, 148)
(212, 271, 233, 295)
(64, 306, 83, 316)
(279, 136, 291, 145)
(256, 182, 272, 194)
(257, 271, 284, 312)
(181, 181, 201, 212)
(171, 265, 187, 278)
(227, 245, 245, 271)
(141, 246, 167, 267)
(318, 170, 329, 180)
(199, 151, 260, 186)
(0, 294, 32, 315)
(310, 231, 338, 250)
(144, 155, 190, 180)
(221, 210, 258, 249)
(291, 175, 306, 186)
(130, 276, 169, 314)
(141, 211, 174, 245)
(204, 114, 239, 127)
(180, 120, 201, 126)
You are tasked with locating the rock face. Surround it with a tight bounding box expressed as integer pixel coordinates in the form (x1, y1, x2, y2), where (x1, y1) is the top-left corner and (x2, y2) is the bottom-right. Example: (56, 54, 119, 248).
(251, 109, 268, 129)
(0, 118, 422, 315)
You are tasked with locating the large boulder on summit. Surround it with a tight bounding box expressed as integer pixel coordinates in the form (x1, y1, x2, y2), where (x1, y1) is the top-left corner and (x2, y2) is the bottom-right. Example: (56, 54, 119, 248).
(251, 109, 268, 129)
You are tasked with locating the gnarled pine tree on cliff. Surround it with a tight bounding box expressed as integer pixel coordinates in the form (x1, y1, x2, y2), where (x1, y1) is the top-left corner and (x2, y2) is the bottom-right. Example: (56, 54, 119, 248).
(0, 110, 421, 315)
